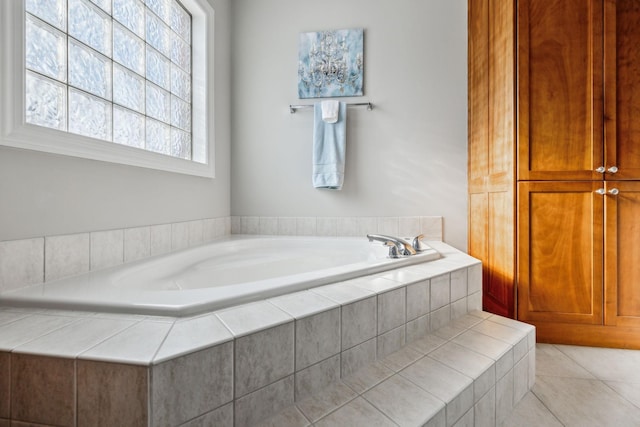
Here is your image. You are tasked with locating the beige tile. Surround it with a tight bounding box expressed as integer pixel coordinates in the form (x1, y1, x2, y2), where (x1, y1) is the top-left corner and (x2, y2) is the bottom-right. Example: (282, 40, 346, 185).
(316, 217, 337, 237)
(268, 291, 337, 319)
(79, 320, 172, 365)
(399, 356, 473, 426)
(451, 297, 468, 319)
(379, 345, 423, 373)
(310, 280, 375, 305)
(475, 386, 496, 427)
(467, 264, 482, 294)
(180, 403, 233, 427)
(0, 311, 31, 327)
(409, 333, 447, 355)
(377, 287, 406, 334)
(495, 369, 513, 425)
(472, 319, 527, 345)
(342, 361, 394, 395)
(398, 216, 421, 237)
(14, 317, 135, 358)
(514, 355, 530, 405)
(430, 274, 450, 310)
(0, 315, 78, 352)
(0, 352, 8, 418)
(377, 325, 405, 359)
(295, 308, 340, 370)
(556, 344, 640, 383)
(535, 344, 596, 379)
(44, 233, 90, 281)
(216, 301, 292, 337)
(453, 408, 474, 427)
(188, 219, 204, 245)
(453, 329, 512, 362)
(363, 374, 445, 426)
(203, 218, 217, 242)
(150, 224, 172, 255)
(535, 375, 640, 426)
(314, 397, 396, 427)
(11, 354, 75, 426)
(257, 405, 310, 427)
(151, 342, 233, 426)
(341, 296, 377, 350)
(430, 342, 495, 403)
(90, 229, 124, 270)
(124, 226, 151, 262)
(0, 238, 44, 292)
(153, 313, 232, 363)
(234, 375, 294, 427)
(258, 217, 279, 235)
(295, 354, 340, 401)
(406, 314, 429, 343)
(605, 381, 640, 409)
(296, 381, 357, 423)
(235, 323, 294, 397)
(430, 304, 451, 330)
(351, 275, 403, 294)
(171, 221, 190, 251)
(341, 338, 376, 378)
(0, 419, 7, 427)
(498, 391, 561, 427)
(406, 279, 430, 321)
(77, 360, 148, 426)
(450, 268, 468, 302)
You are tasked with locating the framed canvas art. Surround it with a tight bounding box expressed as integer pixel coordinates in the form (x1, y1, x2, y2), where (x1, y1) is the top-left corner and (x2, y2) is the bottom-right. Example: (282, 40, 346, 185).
(298, 28, 364, 99)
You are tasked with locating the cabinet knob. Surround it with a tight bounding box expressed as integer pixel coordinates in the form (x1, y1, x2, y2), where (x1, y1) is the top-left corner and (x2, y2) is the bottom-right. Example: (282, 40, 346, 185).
(607, 166, 619, 174)
(609, 188, 620, 195)
(595, 166, 606, 173)
(595, 188, 606, 195)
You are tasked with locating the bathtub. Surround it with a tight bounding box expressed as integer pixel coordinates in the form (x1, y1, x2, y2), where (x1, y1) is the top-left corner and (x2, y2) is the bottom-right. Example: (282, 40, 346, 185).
(0, 235, 440, 316)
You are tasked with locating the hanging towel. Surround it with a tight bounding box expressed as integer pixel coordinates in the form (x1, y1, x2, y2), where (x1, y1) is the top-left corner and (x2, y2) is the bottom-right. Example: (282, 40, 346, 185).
(321, 100, 340, 123)
(313, 101, 347, 190)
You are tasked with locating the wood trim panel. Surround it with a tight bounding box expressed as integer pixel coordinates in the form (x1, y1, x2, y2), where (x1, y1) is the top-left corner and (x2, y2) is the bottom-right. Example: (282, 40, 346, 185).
(532, 320, 640, 349)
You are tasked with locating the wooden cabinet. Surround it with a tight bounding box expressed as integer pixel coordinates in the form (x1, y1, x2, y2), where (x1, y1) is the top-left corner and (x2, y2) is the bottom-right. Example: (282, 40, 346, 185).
(468, 0, 640, 347)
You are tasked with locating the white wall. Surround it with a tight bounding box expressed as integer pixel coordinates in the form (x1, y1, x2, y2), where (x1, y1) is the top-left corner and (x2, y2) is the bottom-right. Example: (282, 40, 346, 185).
(0, 0, 232, 242)
(230, 0, 468, 249)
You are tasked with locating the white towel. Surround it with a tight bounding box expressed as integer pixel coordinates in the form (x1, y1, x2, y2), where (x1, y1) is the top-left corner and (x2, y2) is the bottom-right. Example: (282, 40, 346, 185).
(313, 102, 346, 190)
(321, 100, 340, 123)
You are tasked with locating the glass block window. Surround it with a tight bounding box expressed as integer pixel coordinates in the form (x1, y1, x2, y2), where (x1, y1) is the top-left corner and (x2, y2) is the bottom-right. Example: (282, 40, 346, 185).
(25, 0, 193, 160)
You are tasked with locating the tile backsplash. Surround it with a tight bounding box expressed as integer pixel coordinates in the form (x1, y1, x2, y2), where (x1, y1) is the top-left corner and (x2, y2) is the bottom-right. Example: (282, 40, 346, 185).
(0, 216, 442, 294)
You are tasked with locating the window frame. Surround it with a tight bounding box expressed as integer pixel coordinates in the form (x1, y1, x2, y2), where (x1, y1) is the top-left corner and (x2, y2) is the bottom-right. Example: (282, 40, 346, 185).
(0, 0, 214, 178)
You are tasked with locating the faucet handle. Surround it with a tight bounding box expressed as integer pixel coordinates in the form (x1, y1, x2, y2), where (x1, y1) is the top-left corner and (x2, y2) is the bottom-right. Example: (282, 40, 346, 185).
(384, 241, 402, 258)
(412, 234, 429, 252)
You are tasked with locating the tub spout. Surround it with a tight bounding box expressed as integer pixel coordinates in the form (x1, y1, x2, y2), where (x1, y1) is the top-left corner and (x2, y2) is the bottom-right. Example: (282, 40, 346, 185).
(366, 234, 417, 257)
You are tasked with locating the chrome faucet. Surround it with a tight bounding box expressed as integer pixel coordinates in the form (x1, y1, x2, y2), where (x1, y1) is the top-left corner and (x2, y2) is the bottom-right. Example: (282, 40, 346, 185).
(367, 234, 417, 258)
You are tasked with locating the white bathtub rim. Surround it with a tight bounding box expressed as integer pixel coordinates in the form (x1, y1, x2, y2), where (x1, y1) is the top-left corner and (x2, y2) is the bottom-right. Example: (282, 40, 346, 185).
(0, 235, 441, 316)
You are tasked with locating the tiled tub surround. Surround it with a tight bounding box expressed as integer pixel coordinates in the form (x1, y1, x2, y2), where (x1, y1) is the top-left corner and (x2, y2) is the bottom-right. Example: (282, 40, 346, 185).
(0, 241, 536, 427)
(0, 215, 441, 294)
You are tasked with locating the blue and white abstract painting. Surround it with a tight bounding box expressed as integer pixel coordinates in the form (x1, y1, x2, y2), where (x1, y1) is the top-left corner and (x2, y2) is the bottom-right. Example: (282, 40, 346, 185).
(298, 28, 364, 99)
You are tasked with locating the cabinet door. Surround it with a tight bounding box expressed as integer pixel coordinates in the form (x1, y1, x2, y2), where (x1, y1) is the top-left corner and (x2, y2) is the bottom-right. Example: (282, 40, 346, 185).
(518, 181, 603, 324)
(518, 0, 604, 180)
(604, 0, 640, 180)
(604, 181, 640, 327)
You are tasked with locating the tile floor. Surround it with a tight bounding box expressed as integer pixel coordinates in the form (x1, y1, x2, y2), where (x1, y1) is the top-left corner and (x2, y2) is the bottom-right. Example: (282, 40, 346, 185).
(501, 343, 640, 427)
